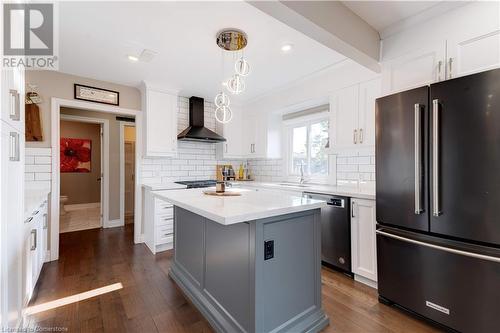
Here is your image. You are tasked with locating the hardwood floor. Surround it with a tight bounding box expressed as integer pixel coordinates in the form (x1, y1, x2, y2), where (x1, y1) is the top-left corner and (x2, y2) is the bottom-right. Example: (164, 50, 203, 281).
(26, 225, 443, 333)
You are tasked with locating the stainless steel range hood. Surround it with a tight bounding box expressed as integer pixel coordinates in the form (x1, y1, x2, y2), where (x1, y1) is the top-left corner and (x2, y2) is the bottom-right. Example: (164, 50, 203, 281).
(177, 96, 226, 143)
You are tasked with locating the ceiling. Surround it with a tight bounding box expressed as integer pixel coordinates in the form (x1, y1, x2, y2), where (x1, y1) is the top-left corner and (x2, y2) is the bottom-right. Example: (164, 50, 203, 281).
(58, 1, 346, 103)
(342, 1, 443, 32)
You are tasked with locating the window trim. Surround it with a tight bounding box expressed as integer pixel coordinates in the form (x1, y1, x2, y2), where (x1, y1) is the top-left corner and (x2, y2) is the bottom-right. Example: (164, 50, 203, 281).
(283, 111, 333, 183)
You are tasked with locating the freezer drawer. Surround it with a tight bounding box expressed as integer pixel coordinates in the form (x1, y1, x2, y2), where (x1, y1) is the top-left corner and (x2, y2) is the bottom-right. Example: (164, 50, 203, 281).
(377, 227, 500, 333)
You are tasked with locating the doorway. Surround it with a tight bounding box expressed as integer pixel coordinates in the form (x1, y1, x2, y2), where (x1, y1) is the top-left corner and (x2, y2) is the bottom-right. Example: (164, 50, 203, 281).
(59, 115, 108, 233)
(120, 122, 136, 225)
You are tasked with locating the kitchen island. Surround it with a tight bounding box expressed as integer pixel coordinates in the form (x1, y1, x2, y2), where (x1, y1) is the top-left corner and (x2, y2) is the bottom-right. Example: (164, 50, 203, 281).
(154, 188, 329, 333)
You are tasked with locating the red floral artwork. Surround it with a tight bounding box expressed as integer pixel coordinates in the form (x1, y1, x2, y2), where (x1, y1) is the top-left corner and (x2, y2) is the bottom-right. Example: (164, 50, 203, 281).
(60, 138, 91, 173)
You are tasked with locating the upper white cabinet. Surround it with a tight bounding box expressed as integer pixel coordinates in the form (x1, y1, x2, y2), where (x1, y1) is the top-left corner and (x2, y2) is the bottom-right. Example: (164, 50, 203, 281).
(217, 106, 245, 159)
(447, 30, 500, 79)
(351, 198, 377, 284)
(381, 43, 446, 94)
(140, 82, 178, 158)
(330, 85, 358, 150)
(381, 2, 500, 95)
(1, 67, 25, 133)
(329, 78, 380, 152)
(218, 110, 281, 160)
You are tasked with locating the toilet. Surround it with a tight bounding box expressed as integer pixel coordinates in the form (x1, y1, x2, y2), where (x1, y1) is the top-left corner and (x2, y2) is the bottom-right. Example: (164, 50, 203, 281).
(60, 195, 69, 215)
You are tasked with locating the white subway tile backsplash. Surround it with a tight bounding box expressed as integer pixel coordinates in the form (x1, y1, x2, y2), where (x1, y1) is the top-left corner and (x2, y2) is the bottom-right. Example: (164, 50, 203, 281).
(25, 156, 35, 165)
(25, 148, 52, 187)
(26, 164, 51, 173)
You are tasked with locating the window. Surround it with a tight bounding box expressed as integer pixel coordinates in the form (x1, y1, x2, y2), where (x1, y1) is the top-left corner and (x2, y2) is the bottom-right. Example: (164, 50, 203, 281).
(287, 116, 329, 178)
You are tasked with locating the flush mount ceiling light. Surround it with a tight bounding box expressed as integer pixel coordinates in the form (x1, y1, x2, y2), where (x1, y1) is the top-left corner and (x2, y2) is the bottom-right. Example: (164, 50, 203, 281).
(281, 43, 293, 53)
(214, 28, 251, 124)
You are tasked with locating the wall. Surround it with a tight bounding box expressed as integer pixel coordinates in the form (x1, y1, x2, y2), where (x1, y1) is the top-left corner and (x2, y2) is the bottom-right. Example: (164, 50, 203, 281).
(244, 60, 378, 116)
(25, 70, 141, 148)
(60, 107, 122, 220)
(60, 120, 101, 205)
(244, 60, 379, 185)
(141, 97, 242, 184)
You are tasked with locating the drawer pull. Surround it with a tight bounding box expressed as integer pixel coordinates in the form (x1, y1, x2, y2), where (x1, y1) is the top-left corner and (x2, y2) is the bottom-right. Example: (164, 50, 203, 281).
(25, 217, 33, 224)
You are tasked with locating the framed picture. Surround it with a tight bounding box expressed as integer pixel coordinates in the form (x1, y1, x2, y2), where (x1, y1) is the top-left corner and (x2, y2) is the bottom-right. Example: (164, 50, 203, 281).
(60, 138, 91, 173)
(74, 84, 119, 106)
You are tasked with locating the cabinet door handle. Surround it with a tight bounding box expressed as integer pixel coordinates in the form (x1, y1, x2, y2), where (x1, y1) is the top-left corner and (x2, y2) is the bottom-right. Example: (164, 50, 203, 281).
(437, 60, 442, 81)
(31, 229, 37, 251)
(43, 214, 48, 229)
(9, 132, 20, 161)
(225, 143, 228, 153)
(359, 128, 363, 144)
(351, 202, 355, 218)
(9, 89, 20, 121)
(25, 217, 33, 224)
(448, 57, 453, 79)
(353, 129, 358, 144)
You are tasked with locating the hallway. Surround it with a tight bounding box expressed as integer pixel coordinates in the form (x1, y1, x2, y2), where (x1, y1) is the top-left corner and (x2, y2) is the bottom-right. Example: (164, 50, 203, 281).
(25, 226, 441, 333)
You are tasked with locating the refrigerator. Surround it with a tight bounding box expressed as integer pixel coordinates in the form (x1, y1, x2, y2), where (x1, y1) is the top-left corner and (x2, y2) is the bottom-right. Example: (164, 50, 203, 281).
(375, 68, 500, 333)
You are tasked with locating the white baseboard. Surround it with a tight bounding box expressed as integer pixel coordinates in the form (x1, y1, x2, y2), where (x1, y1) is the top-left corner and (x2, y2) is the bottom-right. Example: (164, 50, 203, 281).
(64, 202, 100, 211)
(44, 250, 51, 263)
(354, 274, 378, 289)
(104, 219, 124, 228)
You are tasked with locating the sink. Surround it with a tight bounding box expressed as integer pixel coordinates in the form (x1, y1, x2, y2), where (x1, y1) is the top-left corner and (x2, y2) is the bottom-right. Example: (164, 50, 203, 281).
(278, 183, 310, 188)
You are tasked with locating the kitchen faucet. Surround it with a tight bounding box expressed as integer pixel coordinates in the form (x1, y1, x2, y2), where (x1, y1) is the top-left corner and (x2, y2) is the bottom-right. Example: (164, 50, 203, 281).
(299, 162, 306, 184)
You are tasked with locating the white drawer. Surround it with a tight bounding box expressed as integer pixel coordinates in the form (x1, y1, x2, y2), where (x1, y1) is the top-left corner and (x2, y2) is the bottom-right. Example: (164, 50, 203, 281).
(156, 225, 174, 245)
(155, 214, 173, 227)
(155, 199, 173, 215)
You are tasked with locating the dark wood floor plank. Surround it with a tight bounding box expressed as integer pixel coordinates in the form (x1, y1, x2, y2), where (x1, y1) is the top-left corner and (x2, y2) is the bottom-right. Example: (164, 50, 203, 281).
(26, 224, 442, 333)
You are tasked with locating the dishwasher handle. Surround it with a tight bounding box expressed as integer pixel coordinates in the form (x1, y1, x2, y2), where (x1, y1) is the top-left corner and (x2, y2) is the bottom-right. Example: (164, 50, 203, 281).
(303, 192, 346, 208)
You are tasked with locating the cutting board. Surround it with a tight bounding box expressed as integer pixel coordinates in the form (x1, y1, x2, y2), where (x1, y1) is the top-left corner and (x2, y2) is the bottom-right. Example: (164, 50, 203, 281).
(203, 190, 241, 197)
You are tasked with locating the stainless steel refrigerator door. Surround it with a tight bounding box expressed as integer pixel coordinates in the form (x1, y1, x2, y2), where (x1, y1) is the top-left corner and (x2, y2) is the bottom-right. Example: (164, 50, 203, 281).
(377, 226, 500, 333)
(375, 86, 430, 232)
(430, 68, 500, 246)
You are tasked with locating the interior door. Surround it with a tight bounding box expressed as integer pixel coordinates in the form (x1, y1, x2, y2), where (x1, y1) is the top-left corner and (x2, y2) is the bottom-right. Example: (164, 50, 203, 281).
(124, 141, 135, 219)
(430, 69, 500, 246)
(375, 86, 429, 231)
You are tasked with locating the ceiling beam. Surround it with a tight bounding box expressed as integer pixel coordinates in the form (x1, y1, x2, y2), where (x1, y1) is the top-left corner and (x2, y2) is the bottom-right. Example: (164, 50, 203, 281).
(248, 1, 381, 73)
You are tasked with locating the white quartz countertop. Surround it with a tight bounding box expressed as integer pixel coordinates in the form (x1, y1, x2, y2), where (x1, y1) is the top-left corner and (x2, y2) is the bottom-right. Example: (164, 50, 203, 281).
(230, 181, 376, 200)
(153, 188, 326, 225)
(142, 183, 187, 191)
(25, 183, 51, 220)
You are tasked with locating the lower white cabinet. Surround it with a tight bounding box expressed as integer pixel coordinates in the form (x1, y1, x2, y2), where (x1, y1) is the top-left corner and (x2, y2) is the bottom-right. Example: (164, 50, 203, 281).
(350, 198, 377, 285)
(143, 188, 174, 254)
(23, 200, 48, 305)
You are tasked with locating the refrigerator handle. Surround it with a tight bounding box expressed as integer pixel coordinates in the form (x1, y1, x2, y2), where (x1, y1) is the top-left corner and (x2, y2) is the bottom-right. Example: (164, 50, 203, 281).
(414, 104, 422, 214)
(432, 99, 441, 216)
(376, 230, 500, 263)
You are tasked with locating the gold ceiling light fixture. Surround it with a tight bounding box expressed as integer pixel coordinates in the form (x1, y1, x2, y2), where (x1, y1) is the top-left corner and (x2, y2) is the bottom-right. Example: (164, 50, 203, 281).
(214, 29, 251, 124)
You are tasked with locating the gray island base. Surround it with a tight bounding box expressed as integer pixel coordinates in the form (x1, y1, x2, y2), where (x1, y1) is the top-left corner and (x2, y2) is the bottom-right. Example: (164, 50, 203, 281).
(169, 206, 329, 333)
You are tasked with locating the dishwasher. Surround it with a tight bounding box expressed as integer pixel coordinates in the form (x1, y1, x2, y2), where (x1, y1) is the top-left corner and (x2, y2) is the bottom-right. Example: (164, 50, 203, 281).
(303, 192, 352, 275)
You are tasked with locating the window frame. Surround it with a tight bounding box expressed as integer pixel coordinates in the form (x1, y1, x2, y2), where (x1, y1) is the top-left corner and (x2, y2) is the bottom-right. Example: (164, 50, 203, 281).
(283, 111, 332, 183)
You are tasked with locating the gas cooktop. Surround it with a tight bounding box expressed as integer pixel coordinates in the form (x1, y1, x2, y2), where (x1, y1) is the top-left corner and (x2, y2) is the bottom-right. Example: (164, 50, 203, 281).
(174, 180, 217, 189)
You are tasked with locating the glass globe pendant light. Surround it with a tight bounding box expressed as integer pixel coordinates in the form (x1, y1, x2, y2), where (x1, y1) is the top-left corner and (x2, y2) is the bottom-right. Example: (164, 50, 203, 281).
(235, 57, 250, 76)
(214, 91, 230, 107)
(226, 74, 245, 95)
(215, 104, 233, 124)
